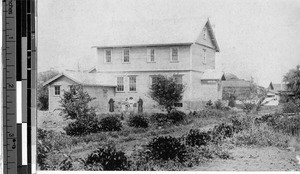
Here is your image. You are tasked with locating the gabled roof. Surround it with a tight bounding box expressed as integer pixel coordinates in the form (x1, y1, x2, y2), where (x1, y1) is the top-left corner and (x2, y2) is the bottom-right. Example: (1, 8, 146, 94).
(201, 70, 225, 80)
(92, 17, 219, 52)
(43, 71, 117, 87)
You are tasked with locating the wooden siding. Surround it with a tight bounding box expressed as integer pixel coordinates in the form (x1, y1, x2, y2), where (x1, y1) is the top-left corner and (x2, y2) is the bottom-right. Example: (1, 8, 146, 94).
(191, 43, 215, 71)
(97, 46, 191, 72)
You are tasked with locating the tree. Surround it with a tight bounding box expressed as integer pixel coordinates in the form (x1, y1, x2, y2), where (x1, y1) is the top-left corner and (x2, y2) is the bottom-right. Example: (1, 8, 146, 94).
(37, 70, 59, 110)
(283, 65, 300, 98)
(59, 85, 96, 120)
(149, 75, 185, 113)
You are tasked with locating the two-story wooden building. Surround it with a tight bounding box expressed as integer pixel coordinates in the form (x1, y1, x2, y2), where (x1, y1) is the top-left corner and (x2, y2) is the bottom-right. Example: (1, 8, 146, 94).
(44, 17, 224, 112)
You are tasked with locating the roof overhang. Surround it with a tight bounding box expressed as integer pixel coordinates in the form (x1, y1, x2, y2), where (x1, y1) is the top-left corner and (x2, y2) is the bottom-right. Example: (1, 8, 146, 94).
(92, 42, 193, 49)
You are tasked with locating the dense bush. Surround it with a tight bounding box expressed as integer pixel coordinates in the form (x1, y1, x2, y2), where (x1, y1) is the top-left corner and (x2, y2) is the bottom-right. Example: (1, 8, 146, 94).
(282, 101, 300, 113)
(150, 113, 169, 126)
(186, 129, 211, 147)
(37, 140, 51, 170)
(85, 144, 130, 170)
(230, 114, 253, 133)
(242, 102, 256, 113)
(147, 136, 187, 162)
(99, 116, 122, 131)
(192, 109, 223, 118)
(167, 110, 187, 124)
(127, 114, 149, 128)
(214, 100, 223, 110)
(211, 123, 234, 143)
(64, 115, 101, 136)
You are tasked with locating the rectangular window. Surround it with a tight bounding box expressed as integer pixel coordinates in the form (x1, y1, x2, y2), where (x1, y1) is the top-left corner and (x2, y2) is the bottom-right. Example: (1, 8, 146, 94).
(129, 76, 137, 92)
(147, 48, 155, 62)
(105, 49, 112, 63)
(203, 49, 207, 64)
(171, 48, 178, 61)
(116, 77, 124, 92)
(54, 86, 60, 96)
(123, 48, 130, 63)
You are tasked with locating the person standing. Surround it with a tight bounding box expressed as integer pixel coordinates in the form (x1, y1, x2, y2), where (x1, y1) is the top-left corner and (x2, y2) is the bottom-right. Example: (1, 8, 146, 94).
(108, 98, 115, 112)
(138, 97, 143, 113)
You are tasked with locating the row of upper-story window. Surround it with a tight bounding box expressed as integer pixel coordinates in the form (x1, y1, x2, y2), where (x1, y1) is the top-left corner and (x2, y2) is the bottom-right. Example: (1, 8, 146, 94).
(103, 47, 208, 64)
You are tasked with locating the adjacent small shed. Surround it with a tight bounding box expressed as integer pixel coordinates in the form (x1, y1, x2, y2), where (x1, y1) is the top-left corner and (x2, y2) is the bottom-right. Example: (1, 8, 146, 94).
(43, 71, 117, 112)
(200, 70, 226, 101)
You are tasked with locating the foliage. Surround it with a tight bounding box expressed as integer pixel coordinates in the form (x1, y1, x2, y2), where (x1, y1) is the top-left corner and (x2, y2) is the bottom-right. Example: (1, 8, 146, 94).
(210, 123, 234, 143)
(282, 101, 300, 113)
(230, 114, 253, 133)
(150, 113, 170, 126)
(242, 102, 256, 113)
(37, 70, 59, 110)
(233, 124, 291, 147)
(59, 85, 96, 120)
(228, 94, 236, 107)
(206, 100, 213, 107)
(167, 110, 187, 124)
(99, 116, 122, 131)
(214, 100, 223, 110)
(84, 144, 130, 171)
(37, 140, 51, 170)
(127, 114, 149, 128)
(147, 136, 187, 162)
(64, 115, 101, 136)
(149, 75, 185, 113)
(283, 65, 300, 98)
(192, 109, 223, 118)
(186, 129, 211, 147)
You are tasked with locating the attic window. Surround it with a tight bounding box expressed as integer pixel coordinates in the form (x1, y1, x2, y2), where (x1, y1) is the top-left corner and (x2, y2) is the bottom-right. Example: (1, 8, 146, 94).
(203, 28, 207, 40)
(203, 49, 207, 64)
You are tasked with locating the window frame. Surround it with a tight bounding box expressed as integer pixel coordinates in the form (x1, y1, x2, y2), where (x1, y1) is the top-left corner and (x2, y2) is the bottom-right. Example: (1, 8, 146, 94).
(149, 75, 163, 86)
(54, 85, 61, 96)
(170, 47, 179, 62)
(147, 48, 156, 63)
(104, 49, 112, 63)
(116, 76, 125, 92)
(128, 76, 137, 92)
(122, 48, 130, 63)
(203, 49, 207, 64)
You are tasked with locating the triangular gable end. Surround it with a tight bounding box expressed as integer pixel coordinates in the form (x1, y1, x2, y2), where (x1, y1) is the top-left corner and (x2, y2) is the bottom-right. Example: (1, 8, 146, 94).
(43, 73, 81, 87)
(195, 19, 220, 52)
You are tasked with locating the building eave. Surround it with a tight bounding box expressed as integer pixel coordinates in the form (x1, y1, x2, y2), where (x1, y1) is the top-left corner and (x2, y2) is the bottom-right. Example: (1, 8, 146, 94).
(91, 42, 193, 49)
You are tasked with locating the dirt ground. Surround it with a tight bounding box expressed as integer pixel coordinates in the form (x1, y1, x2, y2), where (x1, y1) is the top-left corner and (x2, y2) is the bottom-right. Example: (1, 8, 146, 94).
(189, 146, 300, 171)
(37, 109, 300, 171)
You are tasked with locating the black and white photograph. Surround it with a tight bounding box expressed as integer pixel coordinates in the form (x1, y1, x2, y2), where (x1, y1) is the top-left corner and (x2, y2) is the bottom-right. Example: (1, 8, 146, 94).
(35, 0, 300, 171)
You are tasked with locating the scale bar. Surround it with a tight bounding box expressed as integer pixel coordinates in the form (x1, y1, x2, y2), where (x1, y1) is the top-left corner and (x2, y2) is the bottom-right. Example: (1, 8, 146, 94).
(16, 82, 22, 124)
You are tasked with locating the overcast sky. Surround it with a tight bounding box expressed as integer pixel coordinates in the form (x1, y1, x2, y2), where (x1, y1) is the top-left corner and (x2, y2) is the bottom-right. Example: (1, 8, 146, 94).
(37, 0, 300, 87)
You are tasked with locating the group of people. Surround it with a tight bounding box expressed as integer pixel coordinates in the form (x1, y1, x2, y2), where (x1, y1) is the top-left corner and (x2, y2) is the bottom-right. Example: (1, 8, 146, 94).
(108, 97, 143, 114)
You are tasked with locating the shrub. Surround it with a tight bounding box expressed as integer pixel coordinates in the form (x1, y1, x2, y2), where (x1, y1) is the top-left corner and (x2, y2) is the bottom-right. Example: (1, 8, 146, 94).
(230, 114, 253, 133)
(150, 113, 169, 126)
(99, 116, 122, 131)
(186, 129, 211, 147)
(64, 115, 101, 136)
(282, 101, 300, 113)
(149, 75, 185, 113)
(211, 123, 234, 143)
(147, 136, 187, 162)
(242, 102, 256, 113)
(193, 109, 223, 118)
(167, 110, 186, 124)
(84, 144, 130, 170)
(128, 114, 149, 128)
(37, 140, 51, 170)
(214, 100, 223, 110)
(206, 100, 213, 107)
(233, 124, 291, 147)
